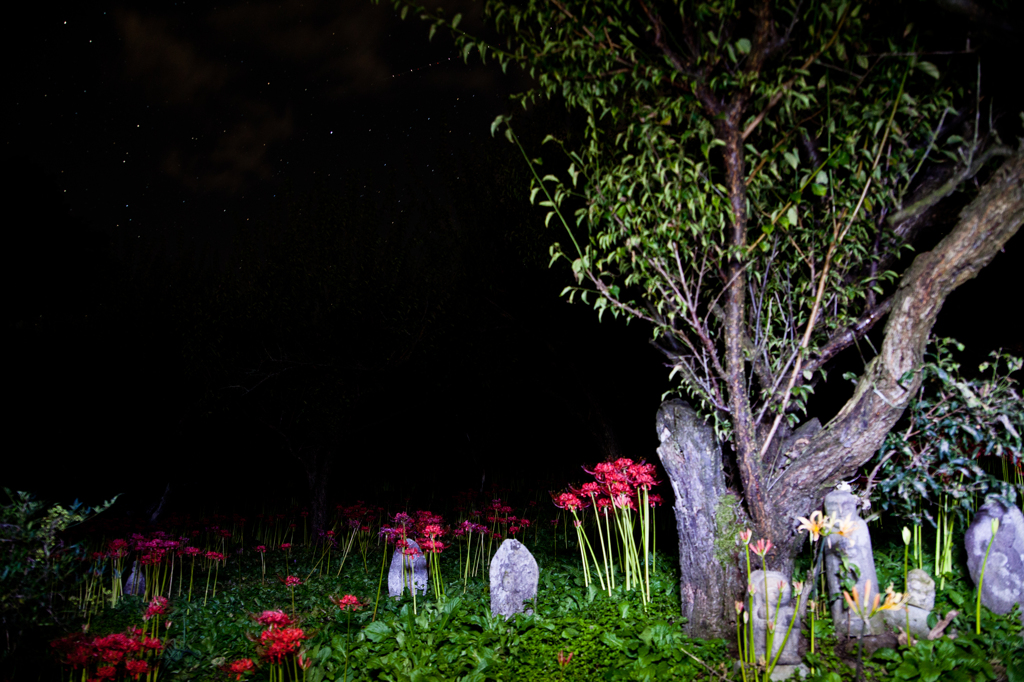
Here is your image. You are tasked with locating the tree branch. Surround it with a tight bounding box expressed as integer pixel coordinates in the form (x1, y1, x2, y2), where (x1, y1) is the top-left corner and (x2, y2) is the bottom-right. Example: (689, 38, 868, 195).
(774, 146, 1024, 519)
(741, 6, 850, 141)
(798, 296, 894, 379)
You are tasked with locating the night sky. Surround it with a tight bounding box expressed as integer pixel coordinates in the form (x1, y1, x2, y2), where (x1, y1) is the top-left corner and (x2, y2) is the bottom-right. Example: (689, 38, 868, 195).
(6, 1, 1023, 518)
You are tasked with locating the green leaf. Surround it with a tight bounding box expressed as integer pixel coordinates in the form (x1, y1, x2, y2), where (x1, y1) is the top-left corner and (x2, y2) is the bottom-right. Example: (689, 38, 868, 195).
(916, 61, 940, 79)
(600, 631, 627, 650)
(736, 38, 751, 55)
(856, 54, 869, 70)
(363, 620, 392, 643)
(786, 205, 798, 226)
(452, 13, 462, 30)
(894, 661, 920, 679)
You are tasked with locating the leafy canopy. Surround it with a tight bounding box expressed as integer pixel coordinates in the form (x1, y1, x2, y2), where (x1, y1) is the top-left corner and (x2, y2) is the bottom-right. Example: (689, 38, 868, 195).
(391, 0, 962, 440)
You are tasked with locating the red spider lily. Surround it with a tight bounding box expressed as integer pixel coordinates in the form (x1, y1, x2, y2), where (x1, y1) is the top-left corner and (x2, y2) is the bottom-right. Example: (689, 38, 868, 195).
(125, 659, 149, 679)
(205, 551, 225, 562)
(222, 658, 255, 680)
(423, 524, 444, 537)
(142, 637, 163, 652)
(557, 650, 574, 668)
(254, 545, 267, 553)
(335, 594, 363, 611)
(182, 546, 202, 557)
(256, 609, 293, 628)
(281, 575, 302, 587)
(143, 596, 169, 621)
(750, 538, 774, 558)
(259, 627, 308, 663)
(626, 462, 660, 489)
(420, 539, 446, 553)
(280, 543, 292, 550)
(551, 491, 585, 511)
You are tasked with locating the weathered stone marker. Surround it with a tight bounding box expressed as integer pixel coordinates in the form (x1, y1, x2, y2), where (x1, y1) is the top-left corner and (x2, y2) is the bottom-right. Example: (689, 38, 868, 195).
(124, 560, 145, 597)
(965, 499, 1024, 623)
(489, 539, 538, 619)
(824, 486, 884, 637)
(748, 570, 802, 667)
(388, 539, 428, 597)
(882, 568, 935, 639)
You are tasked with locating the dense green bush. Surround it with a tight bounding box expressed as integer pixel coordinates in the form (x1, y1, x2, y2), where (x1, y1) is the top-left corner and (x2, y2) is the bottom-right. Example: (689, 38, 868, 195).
(0, 488, 117, 673)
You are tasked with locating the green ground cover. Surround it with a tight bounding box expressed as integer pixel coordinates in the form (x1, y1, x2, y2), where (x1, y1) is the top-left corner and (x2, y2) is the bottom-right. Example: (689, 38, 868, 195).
(2, 482, 1022, 682)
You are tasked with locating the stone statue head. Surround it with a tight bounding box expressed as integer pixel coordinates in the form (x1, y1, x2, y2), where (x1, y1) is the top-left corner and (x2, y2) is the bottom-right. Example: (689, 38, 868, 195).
(824, 490, 859, 520)
(906, 569, 935, 611)
(749, 570, 792, 619)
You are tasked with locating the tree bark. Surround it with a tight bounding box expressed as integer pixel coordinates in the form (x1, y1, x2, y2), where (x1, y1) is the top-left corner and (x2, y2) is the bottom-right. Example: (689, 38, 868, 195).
(656, 399, 750, 639)
(304, 444, 331, 542)
(765, 147, 1024, 566)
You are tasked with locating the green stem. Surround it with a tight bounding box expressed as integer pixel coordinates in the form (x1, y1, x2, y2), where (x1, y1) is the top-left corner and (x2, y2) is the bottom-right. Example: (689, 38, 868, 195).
(976, 519, 1000, 635)
(503, 124, 583, 258)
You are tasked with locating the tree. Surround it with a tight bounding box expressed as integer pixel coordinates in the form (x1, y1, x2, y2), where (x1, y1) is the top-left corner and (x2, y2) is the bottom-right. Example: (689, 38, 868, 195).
(389, 0, 1024, 637)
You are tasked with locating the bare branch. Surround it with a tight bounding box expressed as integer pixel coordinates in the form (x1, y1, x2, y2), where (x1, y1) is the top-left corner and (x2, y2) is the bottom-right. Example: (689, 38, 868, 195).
(799, 296, 894, 378)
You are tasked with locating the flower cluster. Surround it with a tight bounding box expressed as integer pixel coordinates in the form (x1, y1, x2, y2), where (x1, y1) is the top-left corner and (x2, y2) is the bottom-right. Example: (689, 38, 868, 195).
(221, 657, 255, 680)
(551, 458, 663, 601)
(256, 609, 294, 628)
(142, 595, 168, 622)
(335, 594, 363, 612)
(553, 458, 663, 515)
(795, 510, 855, 547)
(51, 627, 160, 680)
(258, 627, 309, 664)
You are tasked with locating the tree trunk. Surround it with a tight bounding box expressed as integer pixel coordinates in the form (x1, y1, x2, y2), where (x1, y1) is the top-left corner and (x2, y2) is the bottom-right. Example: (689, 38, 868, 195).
(656, 399, 750, 640)
(304, 444, 331, 542)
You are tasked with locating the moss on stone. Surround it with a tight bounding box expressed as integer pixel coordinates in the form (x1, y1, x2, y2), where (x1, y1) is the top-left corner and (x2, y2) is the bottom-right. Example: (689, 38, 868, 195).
(712, 492, 744, 566)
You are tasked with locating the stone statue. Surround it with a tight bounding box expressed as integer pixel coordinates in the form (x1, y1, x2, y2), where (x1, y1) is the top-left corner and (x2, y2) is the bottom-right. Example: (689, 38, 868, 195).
(882, 569, 935, 638)
(824, 488, 884, 637)
(387, 539, 428, 597)
(965, 499, 1024, 623)
(748, 570, 801, 666)
(124, 560, 145, 597)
